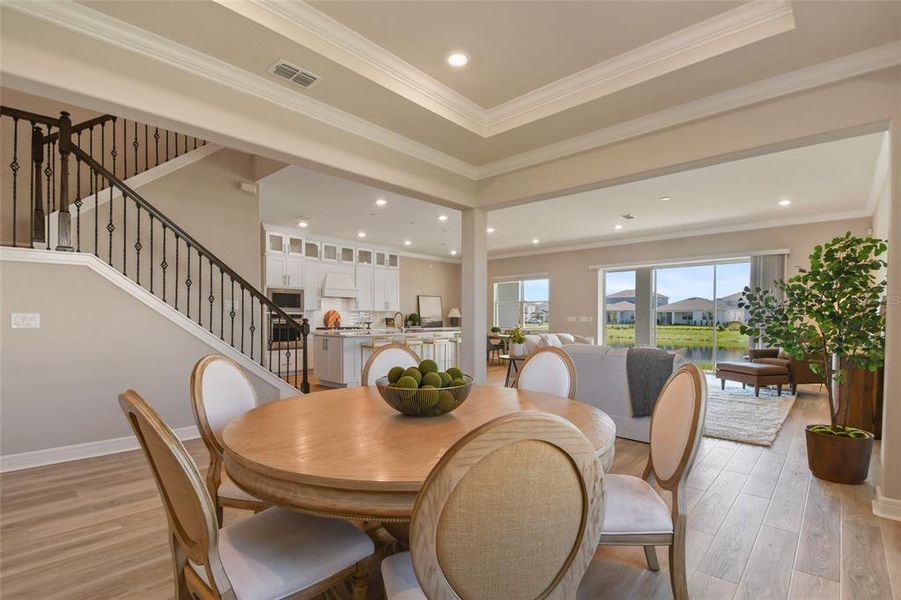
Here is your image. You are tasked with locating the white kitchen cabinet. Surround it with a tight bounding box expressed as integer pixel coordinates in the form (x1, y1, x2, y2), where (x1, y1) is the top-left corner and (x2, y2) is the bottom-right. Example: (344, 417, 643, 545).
(304, 260, 320, 310)
(386, 268, 399, 311)
(373, 268, 387, 310)
(356, 264, 373, 310)
(266, 232, 303, 256)
(265, 255, 286, 287)
(313, 335, 361, 387)
(285, 256, 304, 288)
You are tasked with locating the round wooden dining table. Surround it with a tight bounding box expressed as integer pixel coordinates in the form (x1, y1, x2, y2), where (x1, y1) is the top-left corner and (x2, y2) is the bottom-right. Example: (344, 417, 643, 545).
(222, 385, 616, 524)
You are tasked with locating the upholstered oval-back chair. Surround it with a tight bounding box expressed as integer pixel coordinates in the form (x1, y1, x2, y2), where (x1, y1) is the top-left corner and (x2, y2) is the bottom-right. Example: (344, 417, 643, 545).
(596, 363, 706, 600)
(514, 346, 577, 400)
(191, 355, 268, 525)
(381, 412, 605, 600)
(120, 389, 374, 600)
(361, 343, 420, 386)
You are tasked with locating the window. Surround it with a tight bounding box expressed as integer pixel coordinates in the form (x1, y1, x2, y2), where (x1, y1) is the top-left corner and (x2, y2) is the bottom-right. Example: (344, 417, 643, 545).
(494, 278, 549, 331)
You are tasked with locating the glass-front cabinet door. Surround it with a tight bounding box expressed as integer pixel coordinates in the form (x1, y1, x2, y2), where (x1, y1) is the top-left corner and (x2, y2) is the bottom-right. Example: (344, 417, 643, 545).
(266, 232, 285, 254)
(304, 241, 320, 260)
(287, 236, 304, 256)
(357, 249, 373, 265)
(375, 252, 387, 267)
(340, 246, 355, 263)
(322, 243, 338, 262)
(388, 254, 399, 268)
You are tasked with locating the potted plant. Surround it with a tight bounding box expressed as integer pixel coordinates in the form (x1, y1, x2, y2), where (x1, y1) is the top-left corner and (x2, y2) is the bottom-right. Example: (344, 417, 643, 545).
(405, 313, 420, 327)
(509, 325, 527, 357)
(740, 232, 887, 484)
(490, 326, 502, 334)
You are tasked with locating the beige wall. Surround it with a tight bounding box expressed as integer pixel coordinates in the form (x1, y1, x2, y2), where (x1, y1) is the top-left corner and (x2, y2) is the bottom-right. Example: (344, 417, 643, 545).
(0, 260, 280, 456)
(399, 256, 461, 325)
(487, 217, 871, 339)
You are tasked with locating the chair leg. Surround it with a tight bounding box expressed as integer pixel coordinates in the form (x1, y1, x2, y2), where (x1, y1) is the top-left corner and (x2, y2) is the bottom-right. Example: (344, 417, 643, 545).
(351, 560, 370, 600)
(720, 378, 725, 390)
(215, 503, 224, 528)
(791, 383, 797, 394)
(777, 384, 783, 396)
(170, 534, 191, 600)
(643, 545, 660, 571)
(755, 384, 760, 397)
(668, 538, 688, 600)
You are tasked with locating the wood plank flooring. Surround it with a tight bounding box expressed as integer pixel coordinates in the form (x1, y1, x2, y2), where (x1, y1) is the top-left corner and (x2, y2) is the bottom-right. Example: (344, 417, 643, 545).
(1, 365, 899, 599)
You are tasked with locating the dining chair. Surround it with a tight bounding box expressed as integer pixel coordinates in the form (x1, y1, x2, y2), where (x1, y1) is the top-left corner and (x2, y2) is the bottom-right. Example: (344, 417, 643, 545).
(596, 363, 706, 600)
(361, 343, 420, 386)
(514, 346, 577, 400)
(119, 389, 375, 600)
(381, 412, 605, 600)
(191, 354, 268, 525)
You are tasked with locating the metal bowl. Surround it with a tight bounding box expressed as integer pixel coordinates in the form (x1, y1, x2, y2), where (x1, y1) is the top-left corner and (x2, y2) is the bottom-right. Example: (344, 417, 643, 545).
(375, 375, 473, 417)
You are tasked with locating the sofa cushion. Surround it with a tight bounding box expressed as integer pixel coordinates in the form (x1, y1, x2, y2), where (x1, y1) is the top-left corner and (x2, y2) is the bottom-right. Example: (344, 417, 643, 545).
(538, 334, 562, 348)
(753, 357, 791, 368)
(556, 333, 575, 344)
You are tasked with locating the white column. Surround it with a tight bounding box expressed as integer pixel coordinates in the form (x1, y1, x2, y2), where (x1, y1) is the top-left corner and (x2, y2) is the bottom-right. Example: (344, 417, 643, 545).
(876, 120, 901, 520)
(461, 208, 488, 384)
(634, 268, 654, 346)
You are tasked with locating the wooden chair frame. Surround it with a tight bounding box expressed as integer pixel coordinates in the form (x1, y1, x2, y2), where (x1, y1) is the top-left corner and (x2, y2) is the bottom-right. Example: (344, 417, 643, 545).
(598, 363, 706, 600)
(409, 412, 604, 600)
(513, 346, 578, 400)
(121, 390, 370, 600)
(360, 343, 420, 386)
(190, 354, 268, 525)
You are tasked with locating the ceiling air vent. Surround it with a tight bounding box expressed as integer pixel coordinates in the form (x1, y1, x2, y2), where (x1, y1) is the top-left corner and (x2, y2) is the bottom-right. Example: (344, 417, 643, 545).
(269, 60, 321, 89)
(621, 214, 636, 220)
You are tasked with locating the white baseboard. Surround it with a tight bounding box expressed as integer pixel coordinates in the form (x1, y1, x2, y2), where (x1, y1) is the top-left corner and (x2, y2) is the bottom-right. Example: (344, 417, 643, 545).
(873, 485, 901, 522)
(0, 426, 199, 473)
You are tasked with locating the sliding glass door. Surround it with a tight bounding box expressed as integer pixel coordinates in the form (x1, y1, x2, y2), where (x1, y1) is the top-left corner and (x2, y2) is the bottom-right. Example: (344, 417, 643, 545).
(603, 270, 637, 348)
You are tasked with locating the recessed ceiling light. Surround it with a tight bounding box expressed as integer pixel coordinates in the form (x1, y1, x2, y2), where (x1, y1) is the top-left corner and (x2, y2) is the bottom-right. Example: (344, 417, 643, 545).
(659, 196, 671, 202)
(375, 198, 387, 206)
(298, 220, 309, 228)
(404, 240, 412, 246)
(438, 214, 448, 222)
(486, 227, 495, 233)
(446, 51, 469, 68)
(532, 239, 540, 245)
(614, 224, 624, 230)
(779, 199, 792, 206)
(357, 231, 366, 238)
(450, 249, 458, 256)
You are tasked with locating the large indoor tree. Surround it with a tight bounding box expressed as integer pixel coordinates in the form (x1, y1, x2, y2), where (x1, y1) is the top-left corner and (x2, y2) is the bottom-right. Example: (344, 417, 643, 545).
(740, 232, 887, 427)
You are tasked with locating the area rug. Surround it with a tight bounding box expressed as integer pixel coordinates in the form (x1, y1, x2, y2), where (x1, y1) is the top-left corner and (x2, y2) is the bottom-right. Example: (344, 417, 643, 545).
(702, 386, 796, 446)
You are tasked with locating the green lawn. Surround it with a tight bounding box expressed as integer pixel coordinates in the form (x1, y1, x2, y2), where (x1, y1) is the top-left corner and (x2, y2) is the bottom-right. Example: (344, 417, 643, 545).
(606, 324, 749, 350)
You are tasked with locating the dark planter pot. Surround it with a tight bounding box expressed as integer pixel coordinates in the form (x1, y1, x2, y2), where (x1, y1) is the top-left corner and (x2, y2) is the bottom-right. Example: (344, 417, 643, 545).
(805, 425, 874, 484)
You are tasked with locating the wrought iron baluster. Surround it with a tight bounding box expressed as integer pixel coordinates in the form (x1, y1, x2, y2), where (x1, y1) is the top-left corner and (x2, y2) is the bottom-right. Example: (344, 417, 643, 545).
(301, 319, 310, 393)
(51, 141, 57, 214)
(93, 170, 99, 257)
(132, 121, 138, 177)
(122, 189, 127, 276)
(28, 120, 35, 248)
(220, 270, 224, 340)
(249, 295, 255, 360)
(123, 119, 128, 181)
(74, 130, 82, 251)
(186, 244, 192, 319)
(161, 223, 168, 302)
(241, 286, 245, 353)
(183, 133, 188, 156)
(134, 205, 141, 284)
(91, 128, 97, 256)
(166, 128, 170, 161)
(174, 233, 179, 310)
(153, 127, 160, 168)
(9, 117, 19, 247)
(149, 214, 154, 294)
(230, 279, 236, 345)
(107, 181, 114, 265)
(111, 117, 117, 180)
(45, 140, 53, 218)
(144, 124, 148, 174)
(197, 253, 202, 326)
(208, 259, 214, 333)
(260, 301, 264, 367)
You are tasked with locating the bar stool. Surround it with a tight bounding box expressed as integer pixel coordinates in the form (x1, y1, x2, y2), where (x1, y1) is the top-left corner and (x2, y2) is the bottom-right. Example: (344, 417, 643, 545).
(404, 336, 424, 358)
(426, 338, 453, 371)
(361, 336, 393, 368)
(448, 336, 462, 370)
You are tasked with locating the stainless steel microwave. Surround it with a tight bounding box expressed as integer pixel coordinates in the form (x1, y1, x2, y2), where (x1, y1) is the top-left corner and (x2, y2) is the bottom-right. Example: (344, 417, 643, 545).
(268, 288, 304, 315)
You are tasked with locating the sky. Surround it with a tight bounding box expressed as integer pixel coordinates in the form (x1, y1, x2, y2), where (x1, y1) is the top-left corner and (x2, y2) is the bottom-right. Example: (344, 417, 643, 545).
(605, 261, 750, 302)
(523, 278, 549, 301)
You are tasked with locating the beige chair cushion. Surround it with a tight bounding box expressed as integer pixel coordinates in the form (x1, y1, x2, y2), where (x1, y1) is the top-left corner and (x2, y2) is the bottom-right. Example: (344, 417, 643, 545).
(381, 552, 426, 600)
(517, 351, 573, 399)
(218, 472, 262, 503)
(601, 474, 672, 536)
(363, 347, 419, 386)
(201, 359, 258, 447)
(191, 508, 373, 599)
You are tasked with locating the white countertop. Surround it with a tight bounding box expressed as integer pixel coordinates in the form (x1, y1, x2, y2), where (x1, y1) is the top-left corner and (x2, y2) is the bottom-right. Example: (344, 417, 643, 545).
(312, 327, 461, 338)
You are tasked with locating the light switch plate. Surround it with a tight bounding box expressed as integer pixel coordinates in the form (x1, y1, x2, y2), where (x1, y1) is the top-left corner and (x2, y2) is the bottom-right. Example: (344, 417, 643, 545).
(566, 316, 577, 322)
(578, 316, 590, 322)
(11, 313, 40, 328)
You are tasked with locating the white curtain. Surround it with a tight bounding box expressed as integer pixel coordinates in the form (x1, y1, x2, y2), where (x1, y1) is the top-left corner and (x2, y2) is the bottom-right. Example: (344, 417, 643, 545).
(750, 253, 786, 300)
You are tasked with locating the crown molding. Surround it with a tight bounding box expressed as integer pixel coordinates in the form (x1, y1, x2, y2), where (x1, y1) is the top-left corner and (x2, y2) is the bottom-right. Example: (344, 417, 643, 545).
(221, 0, 795, 137)
(6, 1, 899, 184)
(475, 40, 901, 179)
(4, 0, 479, 179)
(487, 210, 873, 261)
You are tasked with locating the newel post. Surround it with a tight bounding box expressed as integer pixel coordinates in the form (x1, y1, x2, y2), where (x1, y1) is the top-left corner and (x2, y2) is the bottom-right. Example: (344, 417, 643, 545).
(55, 111, 74, 251)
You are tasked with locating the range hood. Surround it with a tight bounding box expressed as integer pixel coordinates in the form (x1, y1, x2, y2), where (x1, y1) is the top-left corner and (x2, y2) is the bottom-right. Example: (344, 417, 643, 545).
(321, 271, 358, 298)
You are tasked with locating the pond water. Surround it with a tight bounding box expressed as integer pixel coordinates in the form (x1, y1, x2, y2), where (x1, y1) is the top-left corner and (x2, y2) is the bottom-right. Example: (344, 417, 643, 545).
(609, 344, 747, 365)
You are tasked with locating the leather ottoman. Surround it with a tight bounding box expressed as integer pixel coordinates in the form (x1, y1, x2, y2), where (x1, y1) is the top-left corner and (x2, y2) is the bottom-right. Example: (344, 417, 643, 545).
(715, 361, 790, 397)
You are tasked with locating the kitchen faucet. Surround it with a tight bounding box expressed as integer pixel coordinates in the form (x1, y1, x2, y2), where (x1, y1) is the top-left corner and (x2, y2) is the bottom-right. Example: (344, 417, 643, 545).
(393, 312, 404, 331)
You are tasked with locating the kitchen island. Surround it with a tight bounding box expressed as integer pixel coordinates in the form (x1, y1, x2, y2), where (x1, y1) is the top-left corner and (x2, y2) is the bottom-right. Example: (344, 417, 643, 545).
(312, 328, 462, 388)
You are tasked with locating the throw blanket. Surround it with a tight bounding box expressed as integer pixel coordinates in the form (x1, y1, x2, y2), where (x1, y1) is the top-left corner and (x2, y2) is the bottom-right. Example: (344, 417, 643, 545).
(626, 348, 675, 418)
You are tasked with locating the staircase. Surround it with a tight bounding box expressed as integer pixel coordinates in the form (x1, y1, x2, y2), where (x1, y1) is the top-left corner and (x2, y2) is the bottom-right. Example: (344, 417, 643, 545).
(1, 106, 310, 392)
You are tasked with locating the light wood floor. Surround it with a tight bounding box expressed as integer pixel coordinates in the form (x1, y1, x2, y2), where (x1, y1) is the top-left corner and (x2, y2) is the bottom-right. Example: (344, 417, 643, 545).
(1, 365, 898, 599)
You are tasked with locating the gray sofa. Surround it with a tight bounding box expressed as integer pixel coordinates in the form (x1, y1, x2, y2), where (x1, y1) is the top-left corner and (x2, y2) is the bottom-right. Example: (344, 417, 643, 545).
(563, 345, 686, 443)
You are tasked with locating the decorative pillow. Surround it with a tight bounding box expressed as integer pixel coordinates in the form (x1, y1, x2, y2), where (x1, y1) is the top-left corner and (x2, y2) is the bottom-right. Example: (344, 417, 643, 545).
(538, 334, 562, 347)
(556, 333, 575, 344)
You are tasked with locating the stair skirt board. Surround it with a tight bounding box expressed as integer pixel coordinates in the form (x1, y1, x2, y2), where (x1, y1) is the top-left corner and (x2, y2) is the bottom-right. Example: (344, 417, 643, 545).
(0, 247, 300, 400)
(0, 426, 199, 473)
